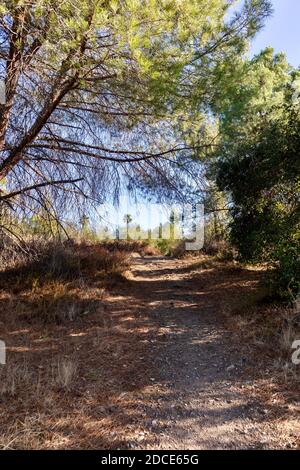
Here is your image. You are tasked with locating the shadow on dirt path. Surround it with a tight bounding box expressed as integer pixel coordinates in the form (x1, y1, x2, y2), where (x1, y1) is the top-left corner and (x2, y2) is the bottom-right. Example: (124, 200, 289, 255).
(1, 254, 298, 449)
(111, 255, 298, 450)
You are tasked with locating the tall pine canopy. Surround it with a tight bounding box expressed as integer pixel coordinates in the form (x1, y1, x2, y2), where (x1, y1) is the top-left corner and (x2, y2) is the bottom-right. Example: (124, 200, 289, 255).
(0, 0, 271, 221)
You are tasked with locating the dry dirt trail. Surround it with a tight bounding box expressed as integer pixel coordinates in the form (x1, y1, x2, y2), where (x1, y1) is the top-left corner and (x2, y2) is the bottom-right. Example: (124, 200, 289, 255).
(110, 255, 298, 450)
(2, 253, 299, 450)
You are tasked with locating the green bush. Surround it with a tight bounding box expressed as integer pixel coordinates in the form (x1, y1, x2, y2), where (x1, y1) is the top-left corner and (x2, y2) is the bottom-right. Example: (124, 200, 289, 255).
(217, 106, 300, 299)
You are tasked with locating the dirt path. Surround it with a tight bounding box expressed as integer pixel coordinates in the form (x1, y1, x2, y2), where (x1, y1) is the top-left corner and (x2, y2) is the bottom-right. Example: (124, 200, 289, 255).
(2, 253, 298, 450)
(112, 255, 298, 450)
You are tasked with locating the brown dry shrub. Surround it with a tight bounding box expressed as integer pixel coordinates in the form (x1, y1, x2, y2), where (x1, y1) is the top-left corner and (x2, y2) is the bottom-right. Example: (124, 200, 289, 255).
(12, 281, 102, 323)
(0, 239, 130, 282)
(223, 296, 300, 383)
(203, 238, 236, 260)
(169, 240, 186, 258)
(0, 239, 129, 324)
(76, 243, 130, 274)
(102, 240, 159, 256)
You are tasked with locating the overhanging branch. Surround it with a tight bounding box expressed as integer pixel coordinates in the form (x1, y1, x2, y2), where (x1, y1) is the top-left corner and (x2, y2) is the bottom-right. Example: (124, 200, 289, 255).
(0, 178, 84, 201)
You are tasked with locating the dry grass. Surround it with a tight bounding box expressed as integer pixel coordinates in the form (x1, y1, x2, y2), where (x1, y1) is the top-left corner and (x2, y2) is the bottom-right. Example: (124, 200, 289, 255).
(0, 239, 130, 280)
(220, 282, 300, 387)
(56, 358, 77, 390)
(177, 252, 300, 389)
(102, 240, 160, 257)
(0, 239, 130, 325)
(0, 356, 77, 398)
(0, 244, 298, 449)
(0, 361, 33, 397)
(0, 239, 156, 449)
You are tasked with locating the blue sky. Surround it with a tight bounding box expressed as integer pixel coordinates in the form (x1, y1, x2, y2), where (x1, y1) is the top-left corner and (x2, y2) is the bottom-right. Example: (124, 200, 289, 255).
(250, 0, 300, 67)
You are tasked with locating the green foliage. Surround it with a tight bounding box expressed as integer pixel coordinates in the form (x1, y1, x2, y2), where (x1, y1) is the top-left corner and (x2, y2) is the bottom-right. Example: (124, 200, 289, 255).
(273, 234, 300, 298)
(215, 52, 300, 297)
(213, 48, 298, 148)
(0, 0, 272, 215)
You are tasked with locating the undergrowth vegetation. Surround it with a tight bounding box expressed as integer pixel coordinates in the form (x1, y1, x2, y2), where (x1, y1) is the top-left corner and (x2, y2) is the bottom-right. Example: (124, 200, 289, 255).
(0, 237, 130, 324)
(0, 238, 130, 278)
